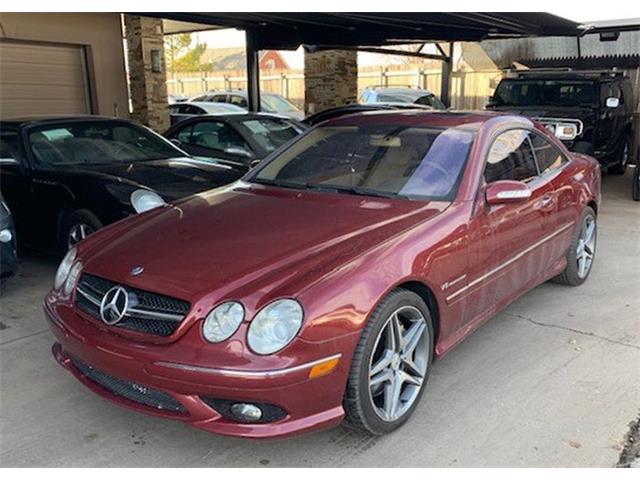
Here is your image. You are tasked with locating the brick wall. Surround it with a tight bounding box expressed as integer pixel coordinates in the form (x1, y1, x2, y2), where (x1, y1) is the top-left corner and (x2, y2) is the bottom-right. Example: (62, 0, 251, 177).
(124, 15, 169, 132)
(304, 49, 357, 115)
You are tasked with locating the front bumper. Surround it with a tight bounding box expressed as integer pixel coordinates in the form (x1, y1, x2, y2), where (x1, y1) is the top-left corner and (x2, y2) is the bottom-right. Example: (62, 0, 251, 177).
(45, 296, 355, 439)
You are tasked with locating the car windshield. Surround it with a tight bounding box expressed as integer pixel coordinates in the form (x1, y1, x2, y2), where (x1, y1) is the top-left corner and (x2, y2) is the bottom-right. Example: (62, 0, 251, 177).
(260, 94, 299, 114)
(493, 80, 597, 107)
(28, 121, 182, 167)
(249, 124, 474, 201)
(238, 118, 304, 152)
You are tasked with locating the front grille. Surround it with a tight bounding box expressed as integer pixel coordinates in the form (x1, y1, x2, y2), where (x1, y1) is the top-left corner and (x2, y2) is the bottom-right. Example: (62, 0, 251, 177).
(75, 273, 190, 337)
(71, 357, 186, 414)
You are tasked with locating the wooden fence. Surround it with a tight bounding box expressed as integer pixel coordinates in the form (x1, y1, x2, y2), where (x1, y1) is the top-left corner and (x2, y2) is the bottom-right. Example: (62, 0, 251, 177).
(167, 67, 504, 111)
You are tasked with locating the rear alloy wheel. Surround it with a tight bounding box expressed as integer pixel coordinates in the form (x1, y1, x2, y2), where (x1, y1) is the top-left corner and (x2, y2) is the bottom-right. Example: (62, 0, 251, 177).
(553, 206, 597, 286)
(609, 136, 630, 175)
(344, 289, 433, 435)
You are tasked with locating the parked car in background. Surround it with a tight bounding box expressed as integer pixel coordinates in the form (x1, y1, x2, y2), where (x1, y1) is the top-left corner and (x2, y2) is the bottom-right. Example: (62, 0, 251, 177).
(168, 101, 246, 125)
(0, 116, 245, 252)
(360, 86, 446, 110)
(46, 111, 600, 439)
(0, 195, 17, 280)
(633, 147, 640, 201)
(304, 103, 434, 126)
(189, 89, 305, 121)
(486, 69, 635, 174)
(165, 113, 306, 171)
(168, 94, 189, 104)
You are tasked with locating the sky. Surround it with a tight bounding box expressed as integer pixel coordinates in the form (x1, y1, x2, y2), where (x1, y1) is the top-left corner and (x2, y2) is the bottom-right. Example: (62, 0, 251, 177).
(190, 12, 637, 69)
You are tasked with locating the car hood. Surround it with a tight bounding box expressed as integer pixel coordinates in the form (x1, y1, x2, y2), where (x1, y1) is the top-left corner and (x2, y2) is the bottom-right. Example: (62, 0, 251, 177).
(56, 157, 244, 201)
(81, 182, 447, 302)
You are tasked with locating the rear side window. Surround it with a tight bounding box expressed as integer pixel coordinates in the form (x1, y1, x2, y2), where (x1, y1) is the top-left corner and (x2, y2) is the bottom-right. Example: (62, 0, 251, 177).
(485, 129, 538, 183)
(529, 132, 567, 175)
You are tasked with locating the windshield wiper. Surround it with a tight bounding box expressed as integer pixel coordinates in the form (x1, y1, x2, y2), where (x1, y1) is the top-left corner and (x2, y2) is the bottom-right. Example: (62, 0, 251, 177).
(250, 178, 308, 191)
(304, 183, 407, 200)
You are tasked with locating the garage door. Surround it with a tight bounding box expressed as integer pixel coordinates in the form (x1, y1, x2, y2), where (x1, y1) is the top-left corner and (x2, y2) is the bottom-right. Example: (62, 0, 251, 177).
(0, 40, 91, 118)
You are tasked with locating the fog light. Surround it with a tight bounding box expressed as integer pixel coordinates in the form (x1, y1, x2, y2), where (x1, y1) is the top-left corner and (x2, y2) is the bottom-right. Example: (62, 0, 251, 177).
(231, 403, 262, 422)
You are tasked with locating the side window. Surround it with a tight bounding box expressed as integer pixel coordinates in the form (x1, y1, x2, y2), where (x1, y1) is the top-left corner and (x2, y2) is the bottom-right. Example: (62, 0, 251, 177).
(0, 126, 20, 159)
(211, 94, 228, 103)
(176, 125, 193, 143)
(189, 121, 249, 151)
(529, 132, 567, 175)
(229, 95, 248, 108)
(485, 129, 538, 183)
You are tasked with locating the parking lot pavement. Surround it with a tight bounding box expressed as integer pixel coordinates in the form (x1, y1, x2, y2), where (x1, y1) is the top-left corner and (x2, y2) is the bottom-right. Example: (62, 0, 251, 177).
(1, 170, 638, 468)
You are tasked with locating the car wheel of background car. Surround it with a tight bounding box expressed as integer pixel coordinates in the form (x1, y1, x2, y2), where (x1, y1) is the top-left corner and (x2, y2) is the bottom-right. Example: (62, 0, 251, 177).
(60, 209, 103, 251)
(609, 135, 630, 175)
(573, 141, 594, 156)
(344, 289, 434, 435)
(633, 149, 640, 201)
(553, 206, 597, 286)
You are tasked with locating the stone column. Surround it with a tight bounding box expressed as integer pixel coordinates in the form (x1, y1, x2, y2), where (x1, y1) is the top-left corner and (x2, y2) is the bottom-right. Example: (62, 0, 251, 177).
(124, 15, 169, 132)
(304, 49, 357, 115)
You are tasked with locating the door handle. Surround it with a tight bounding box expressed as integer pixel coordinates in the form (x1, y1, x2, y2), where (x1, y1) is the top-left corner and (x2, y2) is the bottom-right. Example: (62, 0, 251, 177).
(539, 194, 555, 212)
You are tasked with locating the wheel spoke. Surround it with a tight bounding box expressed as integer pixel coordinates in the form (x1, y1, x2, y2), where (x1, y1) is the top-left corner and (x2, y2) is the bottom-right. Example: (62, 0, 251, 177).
(383, 371, 403, 420)
(370, 368, 393, 388)
(389, 313, 403, 352)
(401, 321, 425, 359)
(370, 349, 393, 377)
(399, 370, 422, 387)
(584, 221, 595, 244)
(578, 254, 586, 277)
(401, 357, 423, 377)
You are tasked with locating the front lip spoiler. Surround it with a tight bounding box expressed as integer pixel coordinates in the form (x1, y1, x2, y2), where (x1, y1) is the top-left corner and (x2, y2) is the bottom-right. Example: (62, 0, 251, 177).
(153, 353, 342, 379)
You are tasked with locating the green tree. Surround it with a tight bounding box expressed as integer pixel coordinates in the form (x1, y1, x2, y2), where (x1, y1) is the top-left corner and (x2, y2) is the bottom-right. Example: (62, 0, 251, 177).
(165, 33, 207, 74)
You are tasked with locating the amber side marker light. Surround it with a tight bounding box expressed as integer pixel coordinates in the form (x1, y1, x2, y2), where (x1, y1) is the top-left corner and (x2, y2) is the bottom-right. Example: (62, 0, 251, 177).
(308, 357, 340, 379)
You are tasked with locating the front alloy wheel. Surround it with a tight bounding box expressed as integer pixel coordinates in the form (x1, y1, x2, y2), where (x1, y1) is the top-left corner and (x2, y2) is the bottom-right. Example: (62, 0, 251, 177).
(553, 206, 597, 286)
(344, 289, 433, 435)
(68, 223, 95, 249)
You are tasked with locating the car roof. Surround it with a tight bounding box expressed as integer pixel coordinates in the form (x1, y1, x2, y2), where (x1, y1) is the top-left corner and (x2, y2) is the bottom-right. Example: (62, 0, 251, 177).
(320, 110, 513, 130)
(1, 115, 132, 127)
(366, 86, 435, 95)
(184, 102, 246, 113)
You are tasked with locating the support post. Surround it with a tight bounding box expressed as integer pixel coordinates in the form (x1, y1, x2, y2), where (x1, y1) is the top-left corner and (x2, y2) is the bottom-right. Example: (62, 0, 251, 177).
(440, 42, 454, 109)
(246, 30, 260, 112)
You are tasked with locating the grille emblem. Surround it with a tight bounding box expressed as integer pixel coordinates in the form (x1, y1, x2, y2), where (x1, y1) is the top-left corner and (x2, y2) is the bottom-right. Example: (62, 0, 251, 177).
(130, 266, 144, 276)
(100, 286, 129, 325)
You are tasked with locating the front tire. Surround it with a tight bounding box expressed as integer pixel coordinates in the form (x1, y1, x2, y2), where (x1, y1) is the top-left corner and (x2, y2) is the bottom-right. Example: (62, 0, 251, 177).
(344, 289, 434, 435)
(553, 206, 597, 286)
(59, 209, 103, 251)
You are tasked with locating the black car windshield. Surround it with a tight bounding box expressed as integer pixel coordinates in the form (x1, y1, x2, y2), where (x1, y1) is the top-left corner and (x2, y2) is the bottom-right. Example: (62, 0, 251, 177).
(260, 94, 299, 114)
(493, 80, 597, 107)
(249, 124, 474, 201)
(237, 118, 304, 153)
(28, 121, 182, 167)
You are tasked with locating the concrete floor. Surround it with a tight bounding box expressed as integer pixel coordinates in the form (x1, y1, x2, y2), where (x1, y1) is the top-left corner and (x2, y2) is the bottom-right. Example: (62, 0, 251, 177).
(1, 170, 638, 467)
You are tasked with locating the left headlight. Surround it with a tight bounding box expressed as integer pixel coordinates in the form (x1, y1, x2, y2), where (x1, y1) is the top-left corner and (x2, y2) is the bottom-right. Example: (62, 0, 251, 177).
(63, 261, 83, 296)
(54, 247, 76, 290)
(247, 299, 303, 355)
(130, 189, 166, 214)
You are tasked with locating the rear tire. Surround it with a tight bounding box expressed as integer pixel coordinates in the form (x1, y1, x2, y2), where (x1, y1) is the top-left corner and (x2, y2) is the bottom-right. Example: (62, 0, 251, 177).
(59, 209, 103, 251)
(553, 206, 597, 286)
(609, 135, 630, 175)
(343, 289, 434, 435)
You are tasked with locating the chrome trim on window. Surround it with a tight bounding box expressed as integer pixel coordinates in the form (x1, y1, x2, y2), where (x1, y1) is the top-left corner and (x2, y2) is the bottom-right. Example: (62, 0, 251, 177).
(154, 353, 343, 379)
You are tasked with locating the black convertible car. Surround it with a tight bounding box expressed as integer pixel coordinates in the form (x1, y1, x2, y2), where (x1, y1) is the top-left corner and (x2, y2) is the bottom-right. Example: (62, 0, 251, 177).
(0, 116, 245, 251)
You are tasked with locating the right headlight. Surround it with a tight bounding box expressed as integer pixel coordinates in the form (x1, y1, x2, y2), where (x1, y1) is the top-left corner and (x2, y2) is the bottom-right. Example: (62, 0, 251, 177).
(54, 247, 76, 290)
(202, 301, 245, 343)
(247, 299, 303, 355)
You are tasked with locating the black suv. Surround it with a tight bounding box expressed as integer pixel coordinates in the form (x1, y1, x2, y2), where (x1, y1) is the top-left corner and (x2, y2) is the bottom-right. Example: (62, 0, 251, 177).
(487, 69, 635, 174)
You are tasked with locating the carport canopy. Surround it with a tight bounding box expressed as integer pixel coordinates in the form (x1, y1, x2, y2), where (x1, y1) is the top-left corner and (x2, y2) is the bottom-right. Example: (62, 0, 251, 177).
(147, 12, 583, 110)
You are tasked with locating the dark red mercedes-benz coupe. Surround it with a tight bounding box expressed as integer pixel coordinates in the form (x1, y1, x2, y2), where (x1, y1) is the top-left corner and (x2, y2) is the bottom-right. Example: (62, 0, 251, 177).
(44, 111, 601, 438)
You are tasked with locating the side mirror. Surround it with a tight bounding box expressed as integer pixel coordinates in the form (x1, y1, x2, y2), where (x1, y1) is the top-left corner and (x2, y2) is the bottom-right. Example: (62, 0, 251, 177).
(605, 97, 620, 108)
(485, 180, 532, 206)
(224, 147, 253, 159)
(0, 157, 18, 166)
